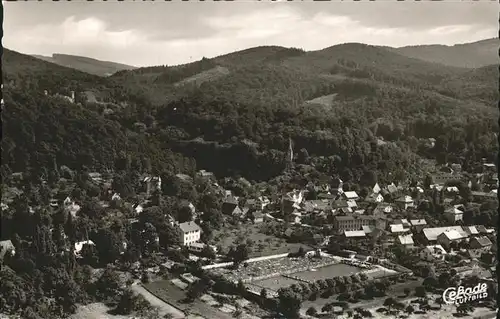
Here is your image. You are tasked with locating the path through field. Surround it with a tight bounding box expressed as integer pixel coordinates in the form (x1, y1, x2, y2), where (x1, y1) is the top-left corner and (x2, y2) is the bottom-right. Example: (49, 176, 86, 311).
(131, 283, 186, 319)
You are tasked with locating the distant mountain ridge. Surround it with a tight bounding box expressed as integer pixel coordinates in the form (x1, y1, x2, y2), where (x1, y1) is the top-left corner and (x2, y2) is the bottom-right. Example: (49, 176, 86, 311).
(384, 38, 498, 68)
(31, 53, 137, 77)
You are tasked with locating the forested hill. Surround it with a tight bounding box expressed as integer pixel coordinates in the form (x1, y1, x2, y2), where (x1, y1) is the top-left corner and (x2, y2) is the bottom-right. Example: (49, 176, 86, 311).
(387, 38, 498, 69)
(2, 44, 498, 184)
(32, 53, 137, 77)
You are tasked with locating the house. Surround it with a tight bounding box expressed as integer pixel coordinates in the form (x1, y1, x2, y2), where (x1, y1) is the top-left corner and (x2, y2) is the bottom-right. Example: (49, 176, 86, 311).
(444, 207, 464, 223)
(437, 230, 465, 248)
(373, 203, 393, 216)
(372, 183, 382, 194)
(470, 236, 493, 251)
(382, 183, 400, 199)
(143, 176, 162, 195)
(222, 197, 239, 215)
(410, 219, 427, 227)
(398, 234, 415, 247)
(178, 222, 201, 246)
(0, 240, 15, 259)
(422, 226, 469, 243)
(342, 191, 359, 201)
(331, 200, 351, 213)
(344, 231, 366, 238)
(463, 226, 480, 237)
(365, 192, 384, 203)
(389, 224, 409, 234)
(111, 193, 121, 201)
(420, 245, 447, 262)
(394, 219, 411, 228)
(346, 200, 358, 209)
(395, 196, 414, 210)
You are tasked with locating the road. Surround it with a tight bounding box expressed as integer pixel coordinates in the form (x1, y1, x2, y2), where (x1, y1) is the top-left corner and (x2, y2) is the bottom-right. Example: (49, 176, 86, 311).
(131, 282, 186, 319)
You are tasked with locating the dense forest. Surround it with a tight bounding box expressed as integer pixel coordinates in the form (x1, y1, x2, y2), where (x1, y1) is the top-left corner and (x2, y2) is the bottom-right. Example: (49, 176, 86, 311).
(2, 44, 498, 182)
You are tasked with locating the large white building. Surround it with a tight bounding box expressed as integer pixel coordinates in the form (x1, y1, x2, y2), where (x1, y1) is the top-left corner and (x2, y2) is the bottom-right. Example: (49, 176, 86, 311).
(178, 222, 201, 246)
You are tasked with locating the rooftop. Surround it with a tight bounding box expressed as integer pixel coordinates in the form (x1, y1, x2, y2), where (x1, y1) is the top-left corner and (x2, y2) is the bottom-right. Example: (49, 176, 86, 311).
(178, 221, 201, 233)
(423, 226, 468, 241)
(398, 234, 414, 245)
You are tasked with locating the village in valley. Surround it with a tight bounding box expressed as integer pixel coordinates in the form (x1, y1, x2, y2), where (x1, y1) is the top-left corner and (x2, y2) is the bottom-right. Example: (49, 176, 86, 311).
(1, 140, 497, 319)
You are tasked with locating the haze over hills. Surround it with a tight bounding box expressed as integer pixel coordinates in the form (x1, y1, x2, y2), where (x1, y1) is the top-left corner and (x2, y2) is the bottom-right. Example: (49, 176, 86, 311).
(385, 38, 498, 69)
(31, 53, 137, 77)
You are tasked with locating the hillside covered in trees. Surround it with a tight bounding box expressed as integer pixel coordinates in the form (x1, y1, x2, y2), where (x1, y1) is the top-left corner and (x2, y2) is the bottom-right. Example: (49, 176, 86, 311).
(3, 42, 498, 183)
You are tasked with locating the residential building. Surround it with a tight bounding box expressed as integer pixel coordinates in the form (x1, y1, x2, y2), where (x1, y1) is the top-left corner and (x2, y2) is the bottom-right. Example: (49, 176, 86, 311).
(398, 234, 415, 247)
(470, 236, 493, 251)
(365, 192, 384, 203)
(444, 207, 464, 223)
(395, 196, 415, 210)
(372, 183, 382, 194)
(422, 226, 469, 243)
(420, 245, 447, 262)
(437, 230, 465, 248)
(394, 219, 411, 228)
(410, 219, 427, 227)
(178, 222, 201, 246)
(463, 226, 480, 237)
(342, 191, 359, 201)
(373, 203, 393, 216)
(389, 224, 409, 234)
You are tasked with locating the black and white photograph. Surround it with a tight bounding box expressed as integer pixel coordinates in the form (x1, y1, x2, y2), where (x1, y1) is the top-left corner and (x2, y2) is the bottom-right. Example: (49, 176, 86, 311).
(1, 1, 498, 319)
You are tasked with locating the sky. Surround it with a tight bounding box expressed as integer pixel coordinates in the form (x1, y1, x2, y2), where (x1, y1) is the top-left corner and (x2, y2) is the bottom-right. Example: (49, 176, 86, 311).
(3, 1, 498, 67)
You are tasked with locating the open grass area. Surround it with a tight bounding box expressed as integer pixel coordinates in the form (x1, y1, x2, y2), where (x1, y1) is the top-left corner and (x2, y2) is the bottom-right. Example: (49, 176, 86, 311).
(251, 276, 304, 292)
(143, 280, 234, 319)
(211, 222, 310, 257)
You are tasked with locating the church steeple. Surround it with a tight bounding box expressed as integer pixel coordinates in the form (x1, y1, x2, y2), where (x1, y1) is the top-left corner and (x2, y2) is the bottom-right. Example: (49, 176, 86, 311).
(286, 137, 294, 170)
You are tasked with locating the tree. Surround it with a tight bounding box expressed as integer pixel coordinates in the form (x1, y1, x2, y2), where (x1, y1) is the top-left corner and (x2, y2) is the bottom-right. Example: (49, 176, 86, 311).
(415, 285, 426, 298)
(306, 306, 317, 316)
(405, 305, 414, 314)
(228, 243, 249, 265)
(277, 288, 302, 318)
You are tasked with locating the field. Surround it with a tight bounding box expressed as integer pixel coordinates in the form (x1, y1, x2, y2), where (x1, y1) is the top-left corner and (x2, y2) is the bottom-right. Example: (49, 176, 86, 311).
(143, 280, 234, 319)
(251, 276, 304, 292)
(211, 223, 310, 257)
(304, 93, 338, 107)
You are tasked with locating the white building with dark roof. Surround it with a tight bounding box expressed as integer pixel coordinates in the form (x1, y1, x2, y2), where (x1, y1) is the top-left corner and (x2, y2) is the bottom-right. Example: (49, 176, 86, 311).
(178, 222, 201, 246)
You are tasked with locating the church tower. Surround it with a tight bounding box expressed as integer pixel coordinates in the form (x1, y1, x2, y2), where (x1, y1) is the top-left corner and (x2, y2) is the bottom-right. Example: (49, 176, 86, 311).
(286, 137, 294, 170)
